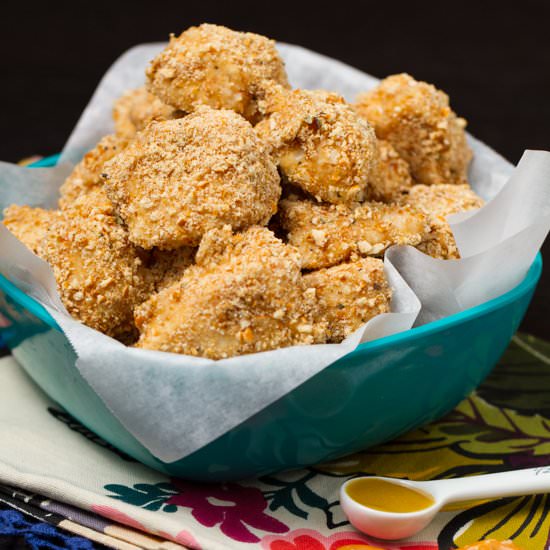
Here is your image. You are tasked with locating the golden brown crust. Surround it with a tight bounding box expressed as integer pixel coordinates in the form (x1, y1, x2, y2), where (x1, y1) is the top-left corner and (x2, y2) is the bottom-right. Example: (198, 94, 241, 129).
(112, 86, 182, 139)
(103, 107, 281, 249)
(146, 24, 289, 123)
(58, 135, 126, 209)
(3, 205, 59, 255)
(369, 139, 413, 202)
(39, 201, 151, 341)
(304, 257, 391, 342)
(63, 187, 116, 217)
(145, 247, 196, 292)
(279, 196, 429, 269)
(355, 73, 472, 185)
(255, 87, 377, 204)
(8, 27, 488, 357)
(135, 226, 326, 359)
(402, 183, 484, 259)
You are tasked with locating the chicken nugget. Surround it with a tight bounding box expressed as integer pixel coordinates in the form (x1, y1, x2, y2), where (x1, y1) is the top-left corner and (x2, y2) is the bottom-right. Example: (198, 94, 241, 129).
(58, 134, 126, 209)
(355, 74, 472, 185)
(145, 247, 196, 292)
(279, 197, 429, 269)
(401, 183, 484, 259)
(255, 86, 377, 204)
(63, 186, 115, 217)
(103, 107, 281, 249)
(146, 24, 289, 123)
(369, 139, 413, 202)
(113, 86, 182, 139)
(135, 226, 326, 359)
(39, 198, 150, 342)
(304, 257, 391, 342)
(3, 204, 59, 255)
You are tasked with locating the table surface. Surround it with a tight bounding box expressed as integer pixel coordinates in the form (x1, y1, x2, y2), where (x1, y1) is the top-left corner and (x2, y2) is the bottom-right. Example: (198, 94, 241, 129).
(1, 0, 549, 338)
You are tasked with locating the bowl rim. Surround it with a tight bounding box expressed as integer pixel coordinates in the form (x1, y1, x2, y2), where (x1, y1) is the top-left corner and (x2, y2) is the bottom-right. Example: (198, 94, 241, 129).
(0, 154, 542, 361)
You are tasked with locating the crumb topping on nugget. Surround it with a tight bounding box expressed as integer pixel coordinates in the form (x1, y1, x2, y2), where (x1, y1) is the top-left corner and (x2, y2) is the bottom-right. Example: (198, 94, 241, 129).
(146, 23, 289, 123)
(58, 134, 126, 209)
(355, 73, 472, 185)
(3, 205, 59, 255)
(39, 196, 151, 342)
(304, 257, 392, 342)
(279, 196, 429, 269)
(369, 139, 413, 202)
(401, 183, 484, 259)
(103, 107, 281, 249)
(255, 86, 377, 204)
(135, 226, 326, 359)
(113, 86, 183, 139)
(144, 247, 197, 292)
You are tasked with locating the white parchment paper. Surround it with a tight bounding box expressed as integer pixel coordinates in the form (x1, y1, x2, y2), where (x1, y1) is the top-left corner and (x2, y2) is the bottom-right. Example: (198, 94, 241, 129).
(0, 42, 548, 463)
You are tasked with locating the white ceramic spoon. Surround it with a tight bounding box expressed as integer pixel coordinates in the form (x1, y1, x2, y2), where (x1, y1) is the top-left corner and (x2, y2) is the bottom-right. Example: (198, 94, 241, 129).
(340, 467, 550, 540)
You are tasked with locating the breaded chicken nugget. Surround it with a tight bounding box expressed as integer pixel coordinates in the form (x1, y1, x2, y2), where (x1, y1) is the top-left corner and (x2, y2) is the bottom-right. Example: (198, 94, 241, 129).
(304, 257, 391, 342)
(58, 134, 126, 209)
(135, 226, 326, 359)
(39, 195, 150, 342)
(279, 196, 429, 269)
(255, 87, 377, 204)
(355, 74, 472, 185)
(3, 205, 59, 255)
(146, 24, 289, 123)
(145, 247, 196, 292)
(369, 139, 413, 202)
(401, 183, 484, 259)
(113, 86, 182, 139)
(103, 107, 281, 249)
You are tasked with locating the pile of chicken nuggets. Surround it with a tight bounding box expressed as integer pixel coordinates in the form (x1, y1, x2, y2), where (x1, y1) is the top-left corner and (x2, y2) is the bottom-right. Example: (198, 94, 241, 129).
(4, 24, 485, 359)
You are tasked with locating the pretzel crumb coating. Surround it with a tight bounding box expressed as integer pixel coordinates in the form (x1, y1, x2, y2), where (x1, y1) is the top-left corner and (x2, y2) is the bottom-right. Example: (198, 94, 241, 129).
(279, 197, 429, 269)
(146, 24, 289, 123)
(145, 247, 196, 292)
(103, 107, 281, 249)
(255, 87, 377, 204)
(369, 139, 413, 202)
(304, 258, 391, 342)
(58, 135, 126, 209)
(3, 205, 59, 255)
(402, 183, 484, 259)
(135, 226, 326, 359)
(39, 196, 151, 342)
(113, 86, 182, 139)
(63, 187, 116, 218)
(355, 74, 472, 185)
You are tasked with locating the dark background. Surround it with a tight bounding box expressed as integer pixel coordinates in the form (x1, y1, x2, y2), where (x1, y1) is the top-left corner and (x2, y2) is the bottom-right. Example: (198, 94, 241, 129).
(1, 0, 549, 337)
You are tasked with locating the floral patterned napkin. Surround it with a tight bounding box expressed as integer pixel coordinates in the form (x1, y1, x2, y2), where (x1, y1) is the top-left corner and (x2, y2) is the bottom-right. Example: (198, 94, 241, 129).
(1, 333, 549, 550)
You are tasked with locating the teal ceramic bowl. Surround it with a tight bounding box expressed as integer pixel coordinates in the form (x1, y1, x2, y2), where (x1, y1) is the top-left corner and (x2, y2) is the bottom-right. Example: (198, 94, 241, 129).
(0, 155, 543, 481)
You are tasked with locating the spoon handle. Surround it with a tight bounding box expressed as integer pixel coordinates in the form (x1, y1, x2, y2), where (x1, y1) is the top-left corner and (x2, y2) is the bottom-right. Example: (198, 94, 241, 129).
(424, 466, 550, 503)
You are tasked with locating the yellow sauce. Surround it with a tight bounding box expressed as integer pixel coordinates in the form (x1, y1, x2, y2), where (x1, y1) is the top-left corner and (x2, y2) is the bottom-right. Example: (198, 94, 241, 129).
(346, 478, 434, 513)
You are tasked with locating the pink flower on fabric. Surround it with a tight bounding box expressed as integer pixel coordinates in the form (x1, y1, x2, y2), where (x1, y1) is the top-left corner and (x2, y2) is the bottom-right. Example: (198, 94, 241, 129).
(91, 504, 146, 531)
(260, 529, 437, 550)
(158, 529, 201, 549)
(166, 479, 289, 543)
(93, 504, 202, 549)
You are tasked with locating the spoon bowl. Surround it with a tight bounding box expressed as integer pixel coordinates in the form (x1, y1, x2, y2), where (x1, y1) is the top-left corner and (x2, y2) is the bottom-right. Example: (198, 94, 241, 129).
(340, 467, 550, 540)
(340, 477, 442, 540)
